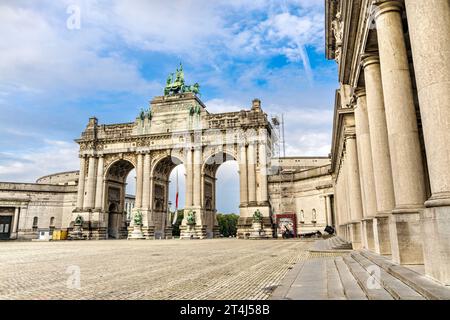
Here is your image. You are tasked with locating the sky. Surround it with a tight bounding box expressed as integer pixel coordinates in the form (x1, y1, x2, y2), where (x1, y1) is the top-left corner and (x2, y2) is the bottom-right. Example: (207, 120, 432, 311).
(0, 0, 338, 213)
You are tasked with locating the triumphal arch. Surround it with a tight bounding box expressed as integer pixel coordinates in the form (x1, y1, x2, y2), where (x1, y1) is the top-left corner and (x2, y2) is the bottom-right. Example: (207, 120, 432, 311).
(69, 65, 274, 240)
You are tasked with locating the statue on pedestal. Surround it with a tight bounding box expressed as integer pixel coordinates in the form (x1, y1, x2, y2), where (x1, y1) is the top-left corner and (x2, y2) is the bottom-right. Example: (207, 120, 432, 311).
(129, 210, 145, 240)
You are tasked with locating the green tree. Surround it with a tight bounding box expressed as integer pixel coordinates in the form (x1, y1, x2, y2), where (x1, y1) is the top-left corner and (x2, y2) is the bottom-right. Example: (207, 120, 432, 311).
(217, 213, 239, 237)
(171, 209, 184, 237)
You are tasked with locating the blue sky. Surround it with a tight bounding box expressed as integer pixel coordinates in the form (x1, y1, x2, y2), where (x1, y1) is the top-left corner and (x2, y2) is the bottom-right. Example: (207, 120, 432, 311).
(0, 0, 338, 213)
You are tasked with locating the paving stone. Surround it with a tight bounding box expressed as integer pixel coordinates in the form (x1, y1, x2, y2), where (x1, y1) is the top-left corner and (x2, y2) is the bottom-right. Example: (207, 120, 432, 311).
(0, 239, 313, 300)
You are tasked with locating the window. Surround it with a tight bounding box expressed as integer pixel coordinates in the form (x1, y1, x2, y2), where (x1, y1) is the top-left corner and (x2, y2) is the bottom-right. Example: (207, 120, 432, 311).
(312, 209, 317, 223)
(299, 210, 305, 223)
(49, 217, 55, 229)
(32, 217, 38, 230)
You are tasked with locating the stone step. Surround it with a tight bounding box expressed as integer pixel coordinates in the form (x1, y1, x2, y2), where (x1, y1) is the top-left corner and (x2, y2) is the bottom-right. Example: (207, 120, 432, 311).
(334, 257, 367, 300)
(360, 250, 450, 300)
(326, 258, 346, 300)
(350, 252, 425, 300)
(342, 255, 394, 300)
(283, 258, 328, 300)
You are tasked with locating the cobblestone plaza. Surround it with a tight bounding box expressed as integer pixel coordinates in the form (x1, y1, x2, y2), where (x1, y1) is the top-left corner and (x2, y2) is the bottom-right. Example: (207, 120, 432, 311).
(0, 239, 334, 300)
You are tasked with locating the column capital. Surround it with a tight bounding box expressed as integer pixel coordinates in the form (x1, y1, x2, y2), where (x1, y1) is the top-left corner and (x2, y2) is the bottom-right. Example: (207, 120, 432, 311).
(360, 53, 380, 69)
(354, 87, 366, 98)
(373, 0, 404, 20)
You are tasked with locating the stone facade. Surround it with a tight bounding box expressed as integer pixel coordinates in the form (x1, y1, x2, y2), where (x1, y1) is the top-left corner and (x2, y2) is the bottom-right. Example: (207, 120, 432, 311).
(0, 176, 77, 240)
(327, 0, 450, 285)
(269, 157, 333, 236)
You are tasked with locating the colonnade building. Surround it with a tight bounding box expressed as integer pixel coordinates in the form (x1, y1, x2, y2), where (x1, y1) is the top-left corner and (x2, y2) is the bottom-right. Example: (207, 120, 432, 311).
(327, 0, 450, 285)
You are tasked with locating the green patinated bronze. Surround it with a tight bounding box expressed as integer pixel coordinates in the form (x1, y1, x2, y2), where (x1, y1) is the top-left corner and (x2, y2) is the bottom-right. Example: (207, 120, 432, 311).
(186, 210, 196, 225)
(252, 209, 263, 223)
(138, 107, 152, 121)
(134, 210, 143, 226)
(164, 63, 201, 96)
(75, 215, 83, 225)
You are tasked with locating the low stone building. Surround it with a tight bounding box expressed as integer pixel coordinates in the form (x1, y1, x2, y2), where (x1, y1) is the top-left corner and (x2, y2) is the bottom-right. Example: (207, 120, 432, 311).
(0, 172, 78, 240)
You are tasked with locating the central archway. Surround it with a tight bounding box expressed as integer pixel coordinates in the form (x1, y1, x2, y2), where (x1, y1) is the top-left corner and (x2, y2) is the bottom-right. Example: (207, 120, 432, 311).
(150, 154, 183, 239)
(104, 159, 135, 239)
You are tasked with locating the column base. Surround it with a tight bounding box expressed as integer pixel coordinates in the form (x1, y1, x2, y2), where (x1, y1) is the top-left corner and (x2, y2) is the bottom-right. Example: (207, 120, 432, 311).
(349, 222, 363, 250)
(421, 205, 450, 285)
(363, 219, 376, 252)
(142, 226, 155, 239)
(390, 208, 424, 265)
(373, 215, 392, 255)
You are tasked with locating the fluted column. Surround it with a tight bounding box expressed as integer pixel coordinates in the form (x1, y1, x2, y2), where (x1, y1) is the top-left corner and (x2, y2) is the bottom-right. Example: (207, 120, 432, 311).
(135, 153, 144, 209)
(362, 54, 394, 255)
(375, 0, 426, 264)
(247, 142, 257, 204)
(346, 136, 363, 248)
(141, 153, 151, 210)
(258, 141, 268, 203)
(185, 149, 193, 207)
(193, 148, 202, 207)
(76, 156, 87, 210)
(94, 156, 104, 211)
(83, 156, 97, 210)
(405, 0, 450, 284)
(239, 144, 248, 205)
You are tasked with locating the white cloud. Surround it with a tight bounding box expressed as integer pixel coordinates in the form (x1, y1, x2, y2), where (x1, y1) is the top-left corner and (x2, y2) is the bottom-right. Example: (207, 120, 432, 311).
(0, 2, 154, 98)
(0, 139, 79, 182)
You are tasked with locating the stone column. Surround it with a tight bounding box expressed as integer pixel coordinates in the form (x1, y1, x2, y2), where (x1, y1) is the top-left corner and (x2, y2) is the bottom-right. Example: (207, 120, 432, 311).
(325, 195, 332, 226)
(342, 155, 351, 241)
(135, 153, 144, 209)
(375, 0, 427, 264)
(405, 0, 450, 284)
(247, 142, 257, 204)
(239, 144, 248, 206)
(354, 91, 377, 251)
(193, 148, 202, 207)
(76, 156, 86, 210)
(258, 141, 269, 203)
(94, 156, 104, 211)
(141, 153, 151, 211)
(346, 136, 363, 249)
(83, 156, 97, 210)
(11, 207, 20, 239)
(362, 54, 395, 255)
(185, 149, 193, 207)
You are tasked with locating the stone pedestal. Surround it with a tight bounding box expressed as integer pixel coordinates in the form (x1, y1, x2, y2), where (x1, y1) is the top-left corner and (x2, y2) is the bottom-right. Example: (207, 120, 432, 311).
(373, 216, 391, 255)
(349, 222, 362, 250)
(70, 224, 84, 240)
(180, 224, 200, 239)
(421, 205, 450, 285)
(389, 210, 424, 264)
(249, 221, 269, 240)
(363, 219, 375, 251)
(128, 225, 145, 240)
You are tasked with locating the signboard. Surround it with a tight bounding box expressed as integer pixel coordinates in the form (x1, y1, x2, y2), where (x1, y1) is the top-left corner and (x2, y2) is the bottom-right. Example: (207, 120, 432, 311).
(276, 213, 297, 238)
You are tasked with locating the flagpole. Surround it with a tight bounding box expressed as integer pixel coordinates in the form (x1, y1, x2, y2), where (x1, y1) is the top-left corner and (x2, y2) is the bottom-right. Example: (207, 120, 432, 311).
(172, 168, 179, 225)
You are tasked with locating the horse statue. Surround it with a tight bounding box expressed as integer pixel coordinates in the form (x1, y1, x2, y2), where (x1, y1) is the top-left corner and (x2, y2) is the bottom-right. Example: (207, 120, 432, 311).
(183, 83, 200, 96)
